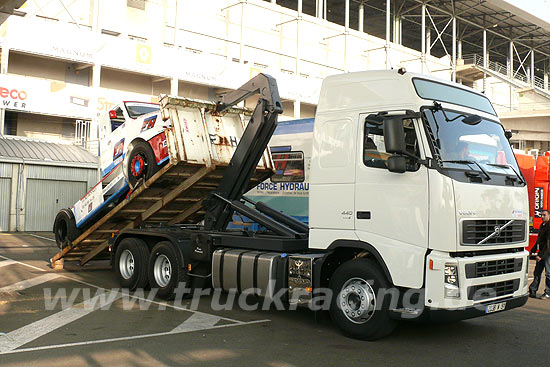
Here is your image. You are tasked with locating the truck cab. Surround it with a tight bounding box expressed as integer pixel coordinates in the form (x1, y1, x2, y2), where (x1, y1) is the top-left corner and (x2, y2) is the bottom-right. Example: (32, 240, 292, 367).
(309, 70, 528, 319)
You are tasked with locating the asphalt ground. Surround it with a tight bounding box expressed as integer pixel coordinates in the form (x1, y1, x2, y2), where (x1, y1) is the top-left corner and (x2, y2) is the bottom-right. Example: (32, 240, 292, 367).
(0, 232, 549, 367)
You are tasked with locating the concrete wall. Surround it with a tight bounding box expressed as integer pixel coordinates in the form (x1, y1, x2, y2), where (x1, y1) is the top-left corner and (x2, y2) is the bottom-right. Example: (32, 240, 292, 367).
(9, 52, 68, 82)
(15, 113, 74, 143)
(2, 161, 98, 232)
(100, 68, 153, 95)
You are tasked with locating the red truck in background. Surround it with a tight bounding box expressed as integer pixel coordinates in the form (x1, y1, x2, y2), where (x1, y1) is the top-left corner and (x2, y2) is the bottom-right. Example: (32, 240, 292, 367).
(516, 151, 550, 253)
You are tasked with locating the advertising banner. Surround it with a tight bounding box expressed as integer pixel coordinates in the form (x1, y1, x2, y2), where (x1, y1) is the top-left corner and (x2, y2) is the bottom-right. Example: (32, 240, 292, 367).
(0, 73, 159, 120)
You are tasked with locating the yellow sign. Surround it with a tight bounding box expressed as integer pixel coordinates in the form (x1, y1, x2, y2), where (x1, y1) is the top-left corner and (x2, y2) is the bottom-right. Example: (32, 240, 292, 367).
(136, 44, 152, 64)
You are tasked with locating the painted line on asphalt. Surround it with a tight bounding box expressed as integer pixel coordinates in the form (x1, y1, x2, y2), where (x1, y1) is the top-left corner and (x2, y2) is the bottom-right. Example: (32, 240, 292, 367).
(0, 274, 60, 293)
(0, 259, 17, 268)
(171, 312, 222, 333)
(0, 291, 122, 354)
(0, 254, 244, 324)
(27, 234, 56, 242)
(0, 255, 46, 272)
(0, 319, 270, 355)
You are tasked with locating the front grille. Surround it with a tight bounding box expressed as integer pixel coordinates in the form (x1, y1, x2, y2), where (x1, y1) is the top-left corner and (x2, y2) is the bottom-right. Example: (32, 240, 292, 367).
(465, 258, 523, 278)
(462, 219, 525, 245)
(467, 279, 520, 301)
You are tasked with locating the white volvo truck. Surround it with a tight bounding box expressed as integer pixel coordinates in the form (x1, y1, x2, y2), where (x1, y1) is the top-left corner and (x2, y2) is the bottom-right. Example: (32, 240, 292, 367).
(108, 70, 529, 340)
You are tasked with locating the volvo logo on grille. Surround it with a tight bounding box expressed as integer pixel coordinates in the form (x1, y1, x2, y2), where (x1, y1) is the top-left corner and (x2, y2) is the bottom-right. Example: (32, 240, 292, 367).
(494, 226, 502, 237)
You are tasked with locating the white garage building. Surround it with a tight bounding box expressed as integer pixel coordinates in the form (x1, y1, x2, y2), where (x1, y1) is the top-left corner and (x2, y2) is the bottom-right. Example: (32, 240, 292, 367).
(0, 137, 98, 232)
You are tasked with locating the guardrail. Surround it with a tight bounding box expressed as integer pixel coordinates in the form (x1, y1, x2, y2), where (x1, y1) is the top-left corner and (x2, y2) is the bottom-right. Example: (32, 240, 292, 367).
(462, 53, 548, 91)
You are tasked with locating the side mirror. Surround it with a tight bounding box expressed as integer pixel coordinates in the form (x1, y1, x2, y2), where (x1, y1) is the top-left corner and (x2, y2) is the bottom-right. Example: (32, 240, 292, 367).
(383, 118, 406, 154)
(387, 156, 407, 173)
(461, 114, 482, 125)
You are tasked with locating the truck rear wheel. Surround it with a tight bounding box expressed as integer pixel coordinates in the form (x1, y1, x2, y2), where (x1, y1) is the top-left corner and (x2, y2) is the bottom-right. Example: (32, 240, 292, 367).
(148, 241, 189, 300)
(329, 258, 397, 340)
(53, 208, 81, 249)
(127, 140, 159, 187)
(114, 238, 150, 291)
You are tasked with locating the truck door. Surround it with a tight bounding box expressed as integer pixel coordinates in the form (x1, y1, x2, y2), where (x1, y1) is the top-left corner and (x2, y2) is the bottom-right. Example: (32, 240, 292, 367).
(354, 114, 429, 288)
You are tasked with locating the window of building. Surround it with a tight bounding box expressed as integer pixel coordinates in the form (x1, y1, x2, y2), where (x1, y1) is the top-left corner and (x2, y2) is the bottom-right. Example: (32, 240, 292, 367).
(363, 117, 420, 171)
(271, 151, 305, 182)
(3, 111, 18, 136)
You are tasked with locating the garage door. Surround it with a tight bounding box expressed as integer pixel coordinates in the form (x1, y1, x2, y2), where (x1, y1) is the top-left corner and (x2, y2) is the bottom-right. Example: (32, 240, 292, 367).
(0, 178, 10, 231)
(25, 179, 86, 232)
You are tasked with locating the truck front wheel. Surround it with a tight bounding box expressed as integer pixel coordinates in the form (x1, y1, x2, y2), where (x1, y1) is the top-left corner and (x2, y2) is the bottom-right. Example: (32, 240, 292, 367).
(148, 241, 189, 300)
(329, 258, 397, 340)
(114, 238, 150, 291)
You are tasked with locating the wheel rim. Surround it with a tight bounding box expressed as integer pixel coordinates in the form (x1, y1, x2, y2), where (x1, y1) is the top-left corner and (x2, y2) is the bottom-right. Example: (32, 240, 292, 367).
(130, 154, 146, 178)
(119, 249, 135, 280)
(338, 277, 376, 324)
(153, 254, 172, 288)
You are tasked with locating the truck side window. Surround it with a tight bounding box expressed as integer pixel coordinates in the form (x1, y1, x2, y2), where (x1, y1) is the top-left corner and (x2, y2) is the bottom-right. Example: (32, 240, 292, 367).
(111, 107, 125, 132)
(363, 118, 420, 171)
(270, 151, 305, 182)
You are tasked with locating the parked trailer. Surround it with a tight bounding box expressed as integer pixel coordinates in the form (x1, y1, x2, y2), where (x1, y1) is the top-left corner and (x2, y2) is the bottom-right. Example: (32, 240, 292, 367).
(104, 71, 529, 340)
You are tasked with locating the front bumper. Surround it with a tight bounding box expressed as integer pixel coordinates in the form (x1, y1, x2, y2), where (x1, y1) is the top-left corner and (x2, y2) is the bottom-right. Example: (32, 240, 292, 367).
(425, 293, 528, 322)
(424, 249, 529, 310)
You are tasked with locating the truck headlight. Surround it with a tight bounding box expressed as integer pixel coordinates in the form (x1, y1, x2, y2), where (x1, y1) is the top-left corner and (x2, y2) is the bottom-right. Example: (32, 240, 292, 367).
(444, 264, 460, 298)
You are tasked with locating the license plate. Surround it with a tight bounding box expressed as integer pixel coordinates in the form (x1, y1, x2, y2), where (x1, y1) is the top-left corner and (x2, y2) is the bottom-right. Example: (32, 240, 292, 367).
(485, 301, 506, 314)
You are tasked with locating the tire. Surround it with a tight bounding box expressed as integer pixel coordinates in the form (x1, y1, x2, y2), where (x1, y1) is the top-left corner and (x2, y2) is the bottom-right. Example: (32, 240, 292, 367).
(126, 140, 160, 187)
(114, 238, 150, 291)
(53, 208, 81, 249)
(329, 258, 398, 340)
(148, 241, 189, 300)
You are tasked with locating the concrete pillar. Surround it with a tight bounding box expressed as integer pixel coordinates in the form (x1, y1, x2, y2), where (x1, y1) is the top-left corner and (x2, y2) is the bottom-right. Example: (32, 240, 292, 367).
(386, 0, 391, 46)
(359, 2, 364, 32)
(239, 2, 246, 64)
(393, 1, 398, 43)
(544, 62, 548, 90)
(531, 49, 535, 87)
(452, 17, 456, 82)
(171, 77, 178, 96)
(92, 0, 101, 33)
(458, 40, 462, 60)
(426, 29, 431, 56)
(483, 29, 487, 92)
(483, 29, 487, 69)
(294, 99, 301, 119)
(1, 45, 8, 74)
(509, 41, 514, 79)
(0, 45, 8, 135)
(345, 0, 349, 30)
(344, 0, 349, 72)
(297, 0, 302, 75)
(92, 63, 101, 89)
(386, 0, 390, 69)
(421, 3, 426, 73)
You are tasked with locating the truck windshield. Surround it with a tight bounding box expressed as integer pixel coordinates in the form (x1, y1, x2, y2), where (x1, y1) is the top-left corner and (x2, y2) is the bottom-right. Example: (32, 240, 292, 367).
(124, 102, 160, 119)
(422, 108, 521, 179)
